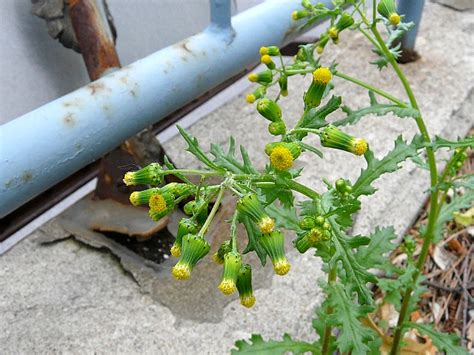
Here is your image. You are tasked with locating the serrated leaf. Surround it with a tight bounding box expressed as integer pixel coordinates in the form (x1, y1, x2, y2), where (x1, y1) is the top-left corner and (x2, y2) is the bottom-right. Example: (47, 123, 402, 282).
(210, 137, 258, 174)
(378, 263, 426, 312)
(332, 91, 418, 127)
(405, 323, 467, 355)
(433, 190, 474, 242)
(163, 155, 192, 184)
(329, 219, 376, 303)
(325, 284, 374, 355)
(426, 135, 474, 151)
(266, 203, 301, 231)
(355, 226, 397, 270)
(177, 125, 222, 171)
(240, 215, 267, 266)
(352, 135, 421, 197)
(295, 96, 342, 139)
(232, 334, 320, 355)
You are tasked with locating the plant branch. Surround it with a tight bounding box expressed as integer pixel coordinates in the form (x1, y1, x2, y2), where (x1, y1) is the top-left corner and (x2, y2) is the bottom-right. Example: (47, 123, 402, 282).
(369, 25, 440, 355)
(334, 71, 406, 106)
(321, 267, 337, 355)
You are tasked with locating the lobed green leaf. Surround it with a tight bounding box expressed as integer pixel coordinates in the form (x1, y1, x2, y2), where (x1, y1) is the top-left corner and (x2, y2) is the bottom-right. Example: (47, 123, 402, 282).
(232, 334, 320, 355)
(405, 323, 467, 355)
(352, 135, 422, 197)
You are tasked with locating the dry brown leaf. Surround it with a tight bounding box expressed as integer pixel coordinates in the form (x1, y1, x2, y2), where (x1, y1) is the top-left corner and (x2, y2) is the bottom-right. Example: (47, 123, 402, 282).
(432, 245, 457, 271)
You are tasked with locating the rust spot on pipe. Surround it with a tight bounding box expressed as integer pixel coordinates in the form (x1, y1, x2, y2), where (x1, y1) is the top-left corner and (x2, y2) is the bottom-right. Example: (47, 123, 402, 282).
(63, 113, 76, 127)
(69, 0, 121, 81)
(88, 82, 106, 95)
(63, 99, 83, 108)
(21, 171, 33, 183)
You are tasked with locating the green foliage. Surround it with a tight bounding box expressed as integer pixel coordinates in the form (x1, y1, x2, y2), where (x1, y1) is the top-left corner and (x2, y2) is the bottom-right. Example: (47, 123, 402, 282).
(352, 135, 422, 197)
(210, 136, 259, 175)
(232, 334, 320, 354)
(354, 226, 397, 270)
(426, 135, 474, 151)
(405, 323, 467, 355)
(123, 2, 472, 354)
(176, 125, 222, 171)
(240, 215, 267, 266)
(333, 91, 419, 127)
(323, 283, 375, 355)
(431, 189, 474, 242)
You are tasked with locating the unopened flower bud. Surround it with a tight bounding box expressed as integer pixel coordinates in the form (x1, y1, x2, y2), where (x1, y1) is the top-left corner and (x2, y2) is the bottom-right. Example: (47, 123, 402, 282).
(268, 121, 287, 136)
(261, 55, 275, 69)
(259, 46, 280, 56)
(257, 98, 282, 122)
(278, 76, 288, 96)
(212, 240, 232, 264)
(171, 234, 210, 280)
(218, 251, 242, 295)
(123, 163, 163, 186)
(295, 226, 328, 253)
(237, 193, 275, 234)
(315, 216, 325, 226)
(316, 35, 330, 54)
(248, 70, 273, 84)
(236, 264, 256, 308)
(299, 216, 316, 230)
(129, 188, 160, 206)
(320, 125, 368, 156)
(377, 0, 400, 26)
(304, 67, 332, 108)
(259, 230, 290, 275)
(170, 218, 200, 257)
(292, 10, 309, 21)
(329, 12, 354, 43)
(302, 0, 313, 9)
(245, 87, 266, 104)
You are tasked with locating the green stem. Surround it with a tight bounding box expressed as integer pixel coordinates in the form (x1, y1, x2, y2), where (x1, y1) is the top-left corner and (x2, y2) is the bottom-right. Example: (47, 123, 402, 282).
(230, 210, 239, 252)
(165, 169, 224, 177)
(369, 25, 440, 355)
(334, 72, 406, 106)
(198, 185, 225, 237)
(321, 267, 337, 355)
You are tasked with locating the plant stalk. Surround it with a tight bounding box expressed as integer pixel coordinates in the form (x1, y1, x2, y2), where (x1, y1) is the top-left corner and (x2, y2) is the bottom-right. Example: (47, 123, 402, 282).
(369, 26, 440, 355)
(321, 267, 337, 355)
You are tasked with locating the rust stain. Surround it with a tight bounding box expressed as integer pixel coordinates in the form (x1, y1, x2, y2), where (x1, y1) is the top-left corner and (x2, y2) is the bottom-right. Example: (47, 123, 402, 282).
(21, 171, 33, 183)
(181, 40, 192, 53)
(88, 82, 106, 95)
(63, 99, 82, 108)
(63, 113, 76, 127)
(119, 76, 129, 85)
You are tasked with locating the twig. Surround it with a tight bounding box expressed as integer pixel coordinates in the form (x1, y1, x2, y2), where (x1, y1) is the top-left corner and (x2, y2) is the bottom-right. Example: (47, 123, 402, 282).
(461, 246, 472, 346)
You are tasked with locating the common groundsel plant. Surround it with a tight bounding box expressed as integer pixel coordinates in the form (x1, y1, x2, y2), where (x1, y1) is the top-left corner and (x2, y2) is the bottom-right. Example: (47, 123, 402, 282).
(123, 0, 473, 353)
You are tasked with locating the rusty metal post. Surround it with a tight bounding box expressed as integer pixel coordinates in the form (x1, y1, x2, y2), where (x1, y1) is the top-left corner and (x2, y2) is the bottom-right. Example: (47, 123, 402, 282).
(67, 0, 170, 230)
(68, 0, 120, 80)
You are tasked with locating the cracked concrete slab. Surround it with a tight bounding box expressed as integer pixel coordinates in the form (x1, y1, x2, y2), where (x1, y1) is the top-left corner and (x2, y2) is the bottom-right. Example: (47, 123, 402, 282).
(0, 3, 473, 354)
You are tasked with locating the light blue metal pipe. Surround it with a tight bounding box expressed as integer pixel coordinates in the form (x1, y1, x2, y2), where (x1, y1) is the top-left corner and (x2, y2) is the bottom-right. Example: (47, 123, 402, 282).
(397, 0, 425, 51)
(210, 0, 232, 31)
(0, 0, 332, 218)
